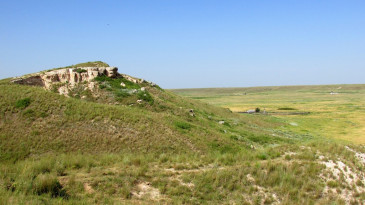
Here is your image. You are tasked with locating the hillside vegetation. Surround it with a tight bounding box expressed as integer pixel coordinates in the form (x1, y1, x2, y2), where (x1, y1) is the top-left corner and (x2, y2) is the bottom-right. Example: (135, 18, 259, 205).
(0, 64, 365, 204)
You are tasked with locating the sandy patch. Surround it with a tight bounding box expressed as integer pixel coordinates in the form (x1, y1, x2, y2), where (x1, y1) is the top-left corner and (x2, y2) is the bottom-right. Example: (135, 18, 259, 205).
(132, 182, 161, 200)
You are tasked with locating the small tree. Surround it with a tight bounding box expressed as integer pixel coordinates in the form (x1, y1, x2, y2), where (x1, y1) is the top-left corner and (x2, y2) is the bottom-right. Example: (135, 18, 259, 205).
(255, 107, 260, 113)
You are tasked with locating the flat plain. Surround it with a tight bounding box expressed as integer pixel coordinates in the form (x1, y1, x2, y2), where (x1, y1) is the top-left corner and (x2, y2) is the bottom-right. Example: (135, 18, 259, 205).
(172, 84, 365, 144)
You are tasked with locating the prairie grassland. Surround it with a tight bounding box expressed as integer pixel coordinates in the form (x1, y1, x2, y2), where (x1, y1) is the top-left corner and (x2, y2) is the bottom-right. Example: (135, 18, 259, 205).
(1, 75, 365, 204)
(172, 84, 365, 144)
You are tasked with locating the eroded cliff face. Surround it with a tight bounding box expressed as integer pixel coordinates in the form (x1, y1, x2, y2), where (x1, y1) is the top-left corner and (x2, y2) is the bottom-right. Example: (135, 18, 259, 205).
(11, 65, 156, 99)
(39, 67, 118, 89)
(12, 67, 138, 96)
(13, 67, 117, 84)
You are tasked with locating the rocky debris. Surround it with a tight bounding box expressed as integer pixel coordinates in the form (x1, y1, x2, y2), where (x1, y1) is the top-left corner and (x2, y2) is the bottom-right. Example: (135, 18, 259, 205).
(345, 146, 365, 165)
(121, 74, 138, 83)
(141, 87, 146, 91)
(120, 82, 126, 87)
(289, 122, 298, 126)
(132, 182, 161, 200)
(189, 109, 195, 117)
(219, 121, 225, 125)
(284, 151, 297, 156)
(83, 183, 95, 194)
(11, 75, 44, 86)
(244, 174, 281, 204)
(319, 157, 365, 204)
(137, 100, 143, 104)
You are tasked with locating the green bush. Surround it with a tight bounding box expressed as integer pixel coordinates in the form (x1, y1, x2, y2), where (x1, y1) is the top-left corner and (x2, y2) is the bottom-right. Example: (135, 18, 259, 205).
(95, 75, 140, 89)
(278, 107, 297, 110)
(174, 121, 191, 130)
(137, 91, 154, 105)
(255, 108, 260, 113)
(99, 84, 107, 89)
(257, 153, 268, 160)
(115, 89, 131, 98)
(15, 98, 31, 109)
(32, 173, 67, 198)
(327, 180, 339, 188)
(73, 68, 87, 73)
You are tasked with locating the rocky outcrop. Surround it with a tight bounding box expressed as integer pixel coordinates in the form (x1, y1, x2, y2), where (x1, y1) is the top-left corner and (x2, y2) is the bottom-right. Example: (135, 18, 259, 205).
(11, 66, 156, 96)
(11, 76, 45, 87)
(11, 67, 118, 95)
(39, 67, 118, 89)
(12, 67, 118, 88)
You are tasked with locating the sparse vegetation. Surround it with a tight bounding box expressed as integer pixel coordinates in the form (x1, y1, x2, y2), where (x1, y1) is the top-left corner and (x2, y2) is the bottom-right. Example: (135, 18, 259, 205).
(73, 68, 87, 73)
(48, 61, 110, 71)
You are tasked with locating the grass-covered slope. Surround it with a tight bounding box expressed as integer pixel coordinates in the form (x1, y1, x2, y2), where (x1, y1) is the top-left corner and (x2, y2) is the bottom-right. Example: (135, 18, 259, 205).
(47, 61, 110, 71)
(0, 68, 365, 204)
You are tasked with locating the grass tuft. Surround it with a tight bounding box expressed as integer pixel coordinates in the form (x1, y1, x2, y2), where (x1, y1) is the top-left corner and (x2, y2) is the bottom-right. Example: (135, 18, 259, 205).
(15, 98, 31, 109)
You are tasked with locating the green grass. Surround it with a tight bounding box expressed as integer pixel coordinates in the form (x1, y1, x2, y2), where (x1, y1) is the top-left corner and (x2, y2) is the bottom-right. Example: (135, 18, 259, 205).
(48, 61, 110, 71)
(172, 84, 365, 145)
(15, 98, 31, 109)
(1, 73, 365, 204)
(73, 68, 87, 73)
(278, 107, 297, 110)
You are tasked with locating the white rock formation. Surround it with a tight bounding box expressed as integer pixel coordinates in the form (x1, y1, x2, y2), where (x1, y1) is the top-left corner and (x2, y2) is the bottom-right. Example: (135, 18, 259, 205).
(12, 66, 158, 97)
(40, 67, 118, 89)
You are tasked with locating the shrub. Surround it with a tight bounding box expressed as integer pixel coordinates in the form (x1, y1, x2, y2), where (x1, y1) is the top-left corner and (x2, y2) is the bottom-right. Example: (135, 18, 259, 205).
(15, 98, 31, 109)
(257, 153, 268, 160)
(115, 89, 131, 98)
(99, 84, 107, 89)
(278, 107, 297, 110)
(137, 91, 154, 105)
(73, 68, 87, 73)
(94, 75, 109, 82)
(174, 121, 191, 130)
(255, 108, 260, 113)
(32, 173, 67, 198)
(327, 180, 339, 188)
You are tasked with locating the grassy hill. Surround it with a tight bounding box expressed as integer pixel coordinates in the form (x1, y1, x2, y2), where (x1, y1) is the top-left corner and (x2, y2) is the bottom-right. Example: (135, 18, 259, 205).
(1, 65, 365, 204)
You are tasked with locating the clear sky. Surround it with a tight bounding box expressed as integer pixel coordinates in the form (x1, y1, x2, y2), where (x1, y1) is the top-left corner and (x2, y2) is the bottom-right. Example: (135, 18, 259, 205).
(0, 0, 364, 88)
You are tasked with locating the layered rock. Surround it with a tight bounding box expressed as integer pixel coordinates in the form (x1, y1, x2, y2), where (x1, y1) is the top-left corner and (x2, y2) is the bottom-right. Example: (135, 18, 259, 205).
(12, 66, 156, 97)
(12, 67, 118, 95)
(40, 67, 118, 89)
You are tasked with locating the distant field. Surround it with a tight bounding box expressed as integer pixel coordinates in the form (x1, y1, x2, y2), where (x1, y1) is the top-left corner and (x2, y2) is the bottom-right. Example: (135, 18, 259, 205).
(172, 84, 365, 144)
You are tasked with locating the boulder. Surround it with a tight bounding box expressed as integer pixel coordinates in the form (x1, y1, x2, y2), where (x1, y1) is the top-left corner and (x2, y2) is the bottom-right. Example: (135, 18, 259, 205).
(105, 67, 118, 77)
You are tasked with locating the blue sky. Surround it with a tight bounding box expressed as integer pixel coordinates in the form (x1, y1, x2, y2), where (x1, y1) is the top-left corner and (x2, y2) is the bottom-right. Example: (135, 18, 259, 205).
(0, 0, 364, 88)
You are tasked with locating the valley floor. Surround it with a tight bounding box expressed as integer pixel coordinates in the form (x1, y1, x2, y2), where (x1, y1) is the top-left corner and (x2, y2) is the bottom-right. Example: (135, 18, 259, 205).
(172, 84, 365, 145)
